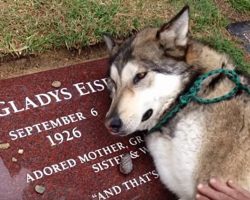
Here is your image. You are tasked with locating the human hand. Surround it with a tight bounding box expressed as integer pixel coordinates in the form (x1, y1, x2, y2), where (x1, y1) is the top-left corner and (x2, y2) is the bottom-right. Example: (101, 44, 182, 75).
(196, 178, 250, 200)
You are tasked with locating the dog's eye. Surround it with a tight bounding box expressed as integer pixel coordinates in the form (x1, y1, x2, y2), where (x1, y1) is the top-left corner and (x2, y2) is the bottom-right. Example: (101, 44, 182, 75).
(133, 72, 147, 84)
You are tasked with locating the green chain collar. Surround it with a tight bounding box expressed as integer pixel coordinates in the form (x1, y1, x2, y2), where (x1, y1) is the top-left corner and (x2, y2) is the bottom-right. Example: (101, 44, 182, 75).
(149, 68, 250, 133)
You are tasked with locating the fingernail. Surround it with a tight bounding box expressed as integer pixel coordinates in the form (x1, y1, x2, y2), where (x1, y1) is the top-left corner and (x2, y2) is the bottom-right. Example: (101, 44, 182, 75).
(197, 184, 203, 189)
(196, 194, 201, 199)
(210, 178, 216, 184)
(228, 180, 233, 184)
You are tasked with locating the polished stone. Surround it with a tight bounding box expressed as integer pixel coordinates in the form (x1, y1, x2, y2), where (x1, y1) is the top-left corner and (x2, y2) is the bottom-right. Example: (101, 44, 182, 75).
(227, 21, 250, 52)
(0, 58, 176, 200)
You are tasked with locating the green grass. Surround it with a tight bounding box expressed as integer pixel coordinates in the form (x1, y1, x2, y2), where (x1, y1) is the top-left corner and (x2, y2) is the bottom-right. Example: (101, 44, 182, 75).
(227, 0, 250, 13)
(169, 0, 228, 35)
(0, 0, 249, 72)
(0, 0, 121, 56)
(0, 0, 170, 57)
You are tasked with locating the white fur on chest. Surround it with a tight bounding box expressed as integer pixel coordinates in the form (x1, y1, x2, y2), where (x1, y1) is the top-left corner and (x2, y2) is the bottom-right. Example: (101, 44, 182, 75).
(146, 111, 204, 200)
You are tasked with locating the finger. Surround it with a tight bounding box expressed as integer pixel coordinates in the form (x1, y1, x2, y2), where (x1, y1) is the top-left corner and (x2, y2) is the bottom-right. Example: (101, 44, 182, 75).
(209, 178, 236, 197)
(197, 183, 235, 200)
(228, 180, 250, 199)
(196, 193, 210, 200)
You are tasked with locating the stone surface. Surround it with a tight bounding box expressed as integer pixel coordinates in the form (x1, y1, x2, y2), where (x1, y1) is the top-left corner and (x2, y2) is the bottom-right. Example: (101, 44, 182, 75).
(119, 153, 133, 175)
(51, 80, 62, 88)
(227, 21, 250, 52)
(0, 143, 10, 150)
(18, 149, 24, 154)
(0, 58, 177, 200)
(35, 185, 46, 194)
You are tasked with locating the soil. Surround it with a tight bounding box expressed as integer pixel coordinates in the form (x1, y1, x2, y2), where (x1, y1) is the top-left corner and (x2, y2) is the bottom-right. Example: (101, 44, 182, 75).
(215, 0, 250, 22)
(0, 43, 108, 80)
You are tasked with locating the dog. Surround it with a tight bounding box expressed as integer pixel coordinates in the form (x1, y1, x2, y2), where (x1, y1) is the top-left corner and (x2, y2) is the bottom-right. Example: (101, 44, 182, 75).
(104, 6, 250, 200)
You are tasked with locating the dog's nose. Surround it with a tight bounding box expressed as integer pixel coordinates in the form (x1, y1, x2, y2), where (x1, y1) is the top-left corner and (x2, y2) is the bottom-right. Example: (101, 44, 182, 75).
(109, 116, 122, 133)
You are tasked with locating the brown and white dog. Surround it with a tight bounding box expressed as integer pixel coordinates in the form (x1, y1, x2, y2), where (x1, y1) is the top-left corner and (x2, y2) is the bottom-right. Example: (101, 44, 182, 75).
(104, 6, 250, 200)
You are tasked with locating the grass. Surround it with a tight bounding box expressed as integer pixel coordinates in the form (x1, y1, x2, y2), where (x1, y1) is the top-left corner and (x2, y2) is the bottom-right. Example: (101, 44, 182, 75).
(0, 0, 171, 57)
(170, 0, 228, 35)
(227, 0, 250, 13)
(0, 0, 249, 72)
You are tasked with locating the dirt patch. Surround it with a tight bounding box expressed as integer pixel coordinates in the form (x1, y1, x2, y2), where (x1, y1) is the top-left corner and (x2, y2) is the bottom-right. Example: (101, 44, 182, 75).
(0, 44, 108, 80)
(215, 0, 250, 22)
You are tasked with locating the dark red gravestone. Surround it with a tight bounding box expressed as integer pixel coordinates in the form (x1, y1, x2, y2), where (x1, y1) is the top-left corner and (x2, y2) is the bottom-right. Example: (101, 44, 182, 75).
(0, 58, 176, 200)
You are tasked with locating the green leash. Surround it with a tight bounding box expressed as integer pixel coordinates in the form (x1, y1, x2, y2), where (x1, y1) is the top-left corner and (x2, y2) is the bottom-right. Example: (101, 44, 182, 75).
(149, 68, 250, 133)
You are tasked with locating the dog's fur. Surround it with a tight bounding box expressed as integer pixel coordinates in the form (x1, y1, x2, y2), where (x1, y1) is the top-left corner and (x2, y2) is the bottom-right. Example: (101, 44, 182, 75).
(104, 6, 250, 200)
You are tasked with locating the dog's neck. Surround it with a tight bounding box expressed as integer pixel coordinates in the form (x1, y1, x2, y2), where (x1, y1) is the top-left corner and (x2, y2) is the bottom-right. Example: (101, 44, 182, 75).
(152, 42, 237, 132)
(185, 40, 237, 98)
(186, 40, 234, 72)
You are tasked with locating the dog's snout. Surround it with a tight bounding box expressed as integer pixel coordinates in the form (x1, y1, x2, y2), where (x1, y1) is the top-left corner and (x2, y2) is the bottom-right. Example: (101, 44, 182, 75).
(142, 109, 153, 122)
(109, 116, 123, 133)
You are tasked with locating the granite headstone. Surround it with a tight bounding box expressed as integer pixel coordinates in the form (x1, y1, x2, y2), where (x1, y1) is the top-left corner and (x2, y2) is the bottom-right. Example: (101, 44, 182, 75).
(227, 21, 250, 53)
(0, 58, 176, 200)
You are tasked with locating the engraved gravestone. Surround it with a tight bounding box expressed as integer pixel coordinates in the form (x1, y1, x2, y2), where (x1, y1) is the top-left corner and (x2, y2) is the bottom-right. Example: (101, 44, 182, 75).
(0, 58, 176, 200)
(227, 21, 250, 53)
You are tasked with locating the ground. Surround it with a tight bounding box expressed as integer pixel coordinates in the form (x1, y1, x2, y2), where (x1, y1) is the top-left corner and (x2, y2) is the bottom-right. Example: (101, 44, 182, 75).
(0, 44, 107, 79)
(0, 0, 249, 79)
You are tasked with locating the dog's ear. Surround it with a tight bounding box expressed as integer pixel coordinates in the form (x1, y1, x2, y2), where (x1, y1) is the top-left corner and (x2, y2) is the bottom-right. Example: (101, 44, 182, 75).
(103, 35, 117, 54)
(157, 5, 189, 47)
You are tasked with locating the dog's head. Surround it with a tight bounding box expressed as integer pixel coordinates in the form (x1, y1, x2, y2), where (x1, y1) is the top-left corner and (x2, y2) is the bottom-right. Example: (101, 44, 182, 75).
(104, 6, 198, 136)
